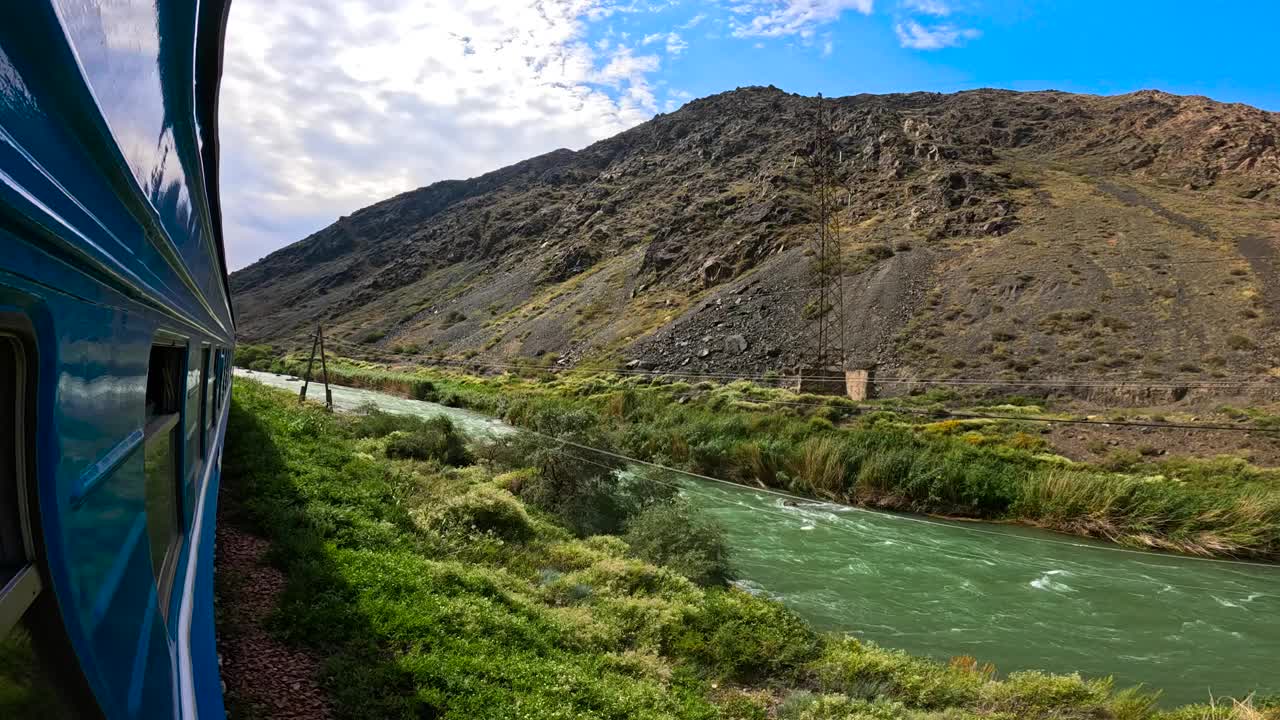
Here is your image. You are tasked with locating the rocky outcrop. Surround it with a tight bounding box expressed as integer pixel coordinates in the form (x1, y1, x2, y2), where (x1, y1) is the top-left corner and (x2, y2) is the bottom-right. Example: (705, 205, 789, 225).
(231, 87, 1280, 385)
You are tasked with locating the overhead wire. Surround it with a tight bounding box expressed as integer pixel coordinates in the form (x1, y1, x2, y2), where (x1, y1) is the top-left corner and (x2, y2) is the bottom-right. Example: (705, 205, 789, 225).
(482, 412, 1280, 572)
(306, 337, 1280, 433)
(734, 254, 1275, 298)
(312, 328, 1264, 387)
(315, 339, 1275, 390)
(243, 363, 1280, 580)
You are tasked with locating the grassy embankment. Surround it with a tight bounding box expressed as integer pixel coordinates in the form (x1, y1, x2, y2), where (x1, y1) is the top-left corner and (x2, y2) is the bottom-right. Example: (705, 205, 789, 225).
(221, 379, 1274, 719)
(235, 347, 1280, 561)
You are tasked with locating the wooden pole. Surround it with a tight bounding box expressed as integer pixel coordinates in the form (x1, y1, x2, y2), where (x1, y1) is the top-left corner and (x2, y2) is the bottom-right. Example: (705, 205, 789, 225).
(318, 325, 333, 410)
(299, 328, 319, 403)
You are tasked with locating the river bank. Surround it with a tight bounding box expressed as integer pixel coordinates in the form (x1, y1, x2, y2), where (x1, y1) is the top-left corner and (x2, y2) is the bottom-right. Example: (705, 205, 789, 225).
(236, 355, 1280, 562)
(234, 369, 1280, 706)
(220, 378, 1275, 718)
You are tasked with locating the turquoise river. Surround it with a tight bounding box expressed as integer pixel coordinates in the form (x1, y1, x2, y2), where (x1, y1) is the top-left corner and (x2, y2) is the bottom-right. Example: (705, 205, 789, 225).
(236, 369, 1280, 706)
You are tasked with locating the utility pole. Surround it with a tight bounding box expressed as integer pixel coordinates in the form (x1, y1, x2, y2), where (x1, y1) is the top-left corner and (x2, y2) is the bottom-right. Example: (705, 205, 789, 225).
(299, 324, 334, 410)
(797, 94, 848, 395)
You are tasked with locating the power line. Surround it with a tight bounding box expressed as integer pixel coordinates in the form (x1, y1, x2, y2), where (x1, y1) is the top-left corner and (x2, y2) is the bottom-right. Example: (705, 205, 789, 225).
(312, 343, 1278, 392)
(309, 339, 1280, 432)
(428, 430, 1280, 592)
(311, 336, 1242, 387)
(246, 366, 1280, 571)
(496, 417, 1280, 570)
(742, 396, 1280, 434)
(736, 254, 1275, 298)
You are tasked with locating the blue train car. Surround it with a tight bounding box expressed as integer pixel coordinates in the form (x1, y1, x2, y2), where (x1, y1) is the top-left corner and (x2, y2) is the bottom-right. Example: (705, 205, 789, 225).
(0, 2, 234, 718)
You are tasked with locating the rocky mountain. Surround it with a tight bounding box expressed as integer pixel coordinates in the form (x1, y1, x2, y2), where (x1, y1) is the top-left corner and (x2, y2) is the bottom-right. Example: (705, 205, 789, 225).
(231, 86, 1280, 396)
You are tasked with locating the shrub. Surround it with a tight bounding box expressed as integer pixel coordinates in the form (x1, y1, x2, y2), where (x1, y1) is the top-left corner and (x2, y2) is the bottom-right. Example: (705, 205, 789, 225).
(409, 380, 437, 401)
(865, 244, 895, 261)
(1101, 449, 1143, 472)
(561, 556, 694, 599)
(978, 671, 1111, 715)
(420, 485, 534, 542)
(1227, 334, 1256, 351)
(811, 638, 982, 709)
(350, 409, 469, 466)
(790, 436, 848, 498)
(666, 587, 820, 682)
(234, 344, 274, 368)
(519, 461, 677, 537)
(715, 691, 770, 720)
(624, 499, 732, 586)
(348, 404, 421, 438)
(385, 417, 472, 466)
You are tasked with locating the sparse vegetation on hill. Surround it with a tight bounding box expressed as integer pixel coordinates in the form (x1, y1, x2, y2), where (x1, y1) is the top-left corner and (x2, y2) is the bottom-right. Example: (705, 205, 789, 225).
(231, 87, 1280, 392)
(219, 380, 1276, 719)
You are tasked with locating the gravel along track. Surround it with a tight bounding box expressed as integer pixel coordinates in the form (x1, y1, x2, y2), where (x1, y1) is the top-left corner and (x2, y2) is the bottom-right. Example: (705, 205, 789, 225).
(215, 525, 333, 719)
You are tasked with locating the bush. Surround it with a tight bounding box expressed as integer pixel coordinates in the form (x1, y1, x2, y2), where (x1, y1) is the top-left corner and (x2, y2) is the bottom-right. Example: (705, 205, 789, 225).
(865, 244, 895, 261)
(517, 461, 676, 537)
(624, 499, 732, 586)
(350, 408, 470, 465)
(666, 587, 820, 682)
(234, 344, 274, 369)
(790, 436, 848, 498)
(348, 404, 422, 438)
(812, 638, 982, 709)
(1226, 334, 1256, 351)
(978, 671, 1110, 715)
(421, 485, 534, 541)
(410, 380, 438, 401)
(386, 420, 472, 466)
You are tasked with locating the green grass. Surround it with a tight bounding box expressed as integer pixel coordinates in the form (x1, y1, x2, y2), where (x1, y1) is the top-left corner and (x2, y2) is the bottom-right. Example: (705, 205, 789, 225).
(237, 355, 1280, 560)
(220, 380, 1272, 719)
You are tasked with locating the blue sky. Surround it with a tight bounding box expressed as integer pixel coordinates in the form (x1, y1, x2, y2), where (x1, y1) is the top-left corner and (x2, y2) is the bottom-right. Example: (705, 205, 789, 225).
(220, 0, 1280, 270)
(607, 0, 1280, 111)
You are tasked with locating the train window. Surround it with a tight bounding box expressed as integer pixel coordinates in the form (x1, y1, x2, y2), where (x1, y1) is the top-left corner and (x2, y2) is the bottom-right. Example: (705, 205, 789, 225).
(1, 334, 37, 630)
(0, 333, 92, 717)
(187, 348, 203, 463)
(203, 347, 214, 431)
(212, 348, 222, 415)
(0, 336, 24, 573)
(144, 344, 183, 615)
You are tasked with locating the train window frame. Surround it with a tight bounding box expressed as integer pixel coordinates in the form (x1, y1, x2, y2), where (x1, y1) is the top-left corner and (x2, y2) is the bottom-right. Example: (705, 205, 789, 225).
(202, 344, 214, 433)
(0, 318, 103, 718)
(198, 346, 210, 459)
(0, 332, 40, 637)
(145, 336, 186, 619)
(212, 347, 223, 415)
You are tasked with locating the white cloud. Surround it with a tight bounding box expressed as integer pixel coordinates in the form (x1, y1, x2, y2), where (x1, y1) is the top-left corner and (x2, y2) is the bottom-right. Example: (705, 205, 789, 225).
(679, 13, 707, 28)
(894, 19, 979, 49)
(901, 0, 951, 16)
(730, 0, 873, 39)
(220, 0, 662, 269)
(663, 88, 695, 112)
(642, 30, 689, 55)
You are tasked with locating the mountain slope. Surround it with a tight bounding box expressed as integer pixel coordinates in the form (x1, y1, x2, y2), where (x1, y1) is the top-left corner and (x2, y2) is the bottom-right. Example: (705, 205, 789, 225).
(231, 86, 1280, 392)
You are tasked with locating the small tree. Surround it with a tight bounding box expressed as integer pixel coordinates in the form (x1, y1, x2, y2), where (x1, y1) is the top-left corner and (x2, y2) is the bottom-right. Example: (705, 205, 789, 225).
(624, 499, 732, 586)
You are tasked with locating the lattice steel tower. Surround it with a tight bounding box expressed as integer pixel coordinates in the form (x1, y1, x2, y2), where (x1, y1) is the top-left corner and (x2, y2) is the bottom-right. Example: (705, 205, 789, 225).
(798, 95, 847, 388)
